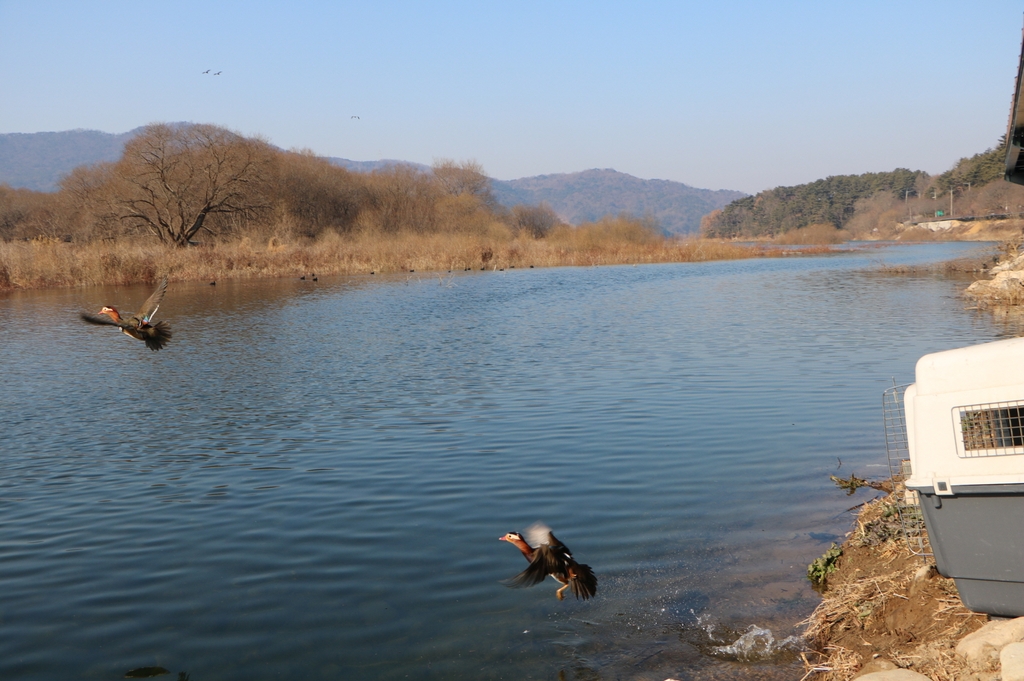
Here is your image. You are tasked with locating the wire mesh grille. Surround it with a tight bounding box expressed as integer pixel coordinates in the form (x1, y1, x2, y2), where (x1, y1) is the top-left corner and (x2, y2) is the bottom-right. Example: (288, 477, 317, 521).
(883, 382, 931, 556)
(957, 401, 1024, 457)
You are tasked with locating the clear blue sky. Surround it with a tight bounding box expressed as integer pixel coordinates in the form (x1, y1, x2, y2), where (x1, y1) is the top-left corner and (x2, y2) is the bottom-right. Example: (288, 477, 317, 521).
(1, 1, 1021, 194)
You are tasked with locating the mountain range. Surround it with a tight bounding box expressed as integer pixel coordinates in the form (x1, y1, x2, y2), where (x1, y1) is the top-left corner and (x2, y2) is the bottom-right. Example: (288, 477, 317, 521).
(1, 127, 746, 235)
(489, 169, 745, 235)
(0, 128, 138, 193)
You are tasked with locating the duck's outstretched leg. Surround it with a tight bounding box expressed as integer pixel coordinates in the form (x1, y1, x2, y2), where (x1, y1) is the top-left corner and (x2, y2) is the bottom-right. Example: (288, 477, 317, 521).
(556, 583, 569, 600)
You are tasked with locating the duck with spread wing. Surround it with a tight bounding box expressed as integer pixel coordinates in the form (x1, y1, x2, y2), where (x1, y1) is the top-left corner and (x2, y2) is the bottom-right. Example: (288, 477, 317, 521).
(81, 277, 173, 351)
(500, 522, 597, 600)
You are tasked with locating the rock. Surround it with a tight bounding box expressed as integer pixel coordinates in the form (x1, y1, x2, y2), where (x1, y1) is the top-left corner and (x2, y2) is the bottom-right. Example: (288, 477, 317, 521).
(853, 657, 898, 678)
(965, 280, 993, 296)
(908, 564, 937, 598)
(990, 253, 1024, 273)
(854, 669, 931, 680)
(1002, 641, 1024, 681)
(956, 617, 1024, 670)
(966, 269, 1024, 298)
(992, 270, 1024, 289)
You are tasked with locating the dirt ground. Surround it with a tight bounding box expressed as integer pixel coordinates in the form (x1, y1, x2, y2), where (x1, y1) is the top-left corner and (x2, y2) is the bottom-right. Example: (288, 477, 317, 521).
(896, 219, 1024, 243)
(801, 491, 990, 680)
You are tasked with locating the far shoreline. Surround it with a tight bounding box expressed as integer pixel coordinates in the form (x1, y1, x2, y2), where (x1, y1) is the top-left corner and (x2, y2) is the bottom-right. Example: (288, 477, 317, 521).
(0, 234, 847, 293)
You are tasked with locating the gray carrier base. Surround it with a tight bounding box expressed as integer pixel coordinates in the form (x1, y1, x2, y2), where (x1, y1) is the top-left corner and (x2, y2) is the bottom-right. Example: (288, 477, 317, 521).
(902, 336, 1024, 618)
(911, 483, 1024, 617)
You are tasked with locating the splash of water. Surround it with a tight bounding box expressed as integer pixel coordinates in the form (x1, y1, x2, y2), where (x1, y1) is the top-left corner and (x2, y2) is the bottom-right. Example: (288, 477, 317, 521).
(710, 625, 804, 661)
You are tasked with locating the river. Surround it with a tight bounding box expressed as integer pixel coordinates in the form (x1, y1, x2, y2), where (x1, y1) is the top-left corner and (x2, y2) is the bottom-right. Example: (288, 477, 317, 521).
(0, 242, 1016, 680)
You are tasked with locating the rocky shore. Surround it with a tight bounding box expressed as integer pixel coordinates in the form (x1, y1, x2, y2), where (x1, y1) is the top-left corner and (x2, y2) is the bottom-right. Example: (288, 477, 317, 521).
(965, 240, 1024, 305)
(803, 490, 1024, 681)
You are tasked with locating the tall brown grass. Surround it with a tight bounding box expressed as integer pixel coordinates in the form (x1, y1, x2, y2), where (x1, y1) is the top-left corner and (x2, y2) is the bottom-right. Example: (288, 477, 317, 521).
(0, 225, 783, 291)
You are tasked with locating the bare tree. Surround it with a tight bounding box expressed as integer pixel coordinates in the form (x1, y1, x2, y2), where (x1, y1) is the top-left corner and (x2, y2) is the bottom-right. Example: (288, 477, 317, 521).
(108, 124, 273, 246)
(431, 159, 496, 206)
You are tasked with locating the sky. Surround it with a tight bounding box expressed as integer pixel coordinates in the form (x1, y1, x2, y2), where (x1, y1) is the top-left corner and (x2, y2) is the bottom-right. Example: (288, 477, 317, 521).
(1, 1, 1022, 195)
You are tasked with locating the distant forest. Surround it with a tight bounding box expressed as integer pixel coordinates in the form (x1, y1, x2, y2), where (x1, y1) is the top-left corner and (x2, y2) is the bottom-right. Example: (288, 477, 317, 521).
(701, 138, 1024, 239)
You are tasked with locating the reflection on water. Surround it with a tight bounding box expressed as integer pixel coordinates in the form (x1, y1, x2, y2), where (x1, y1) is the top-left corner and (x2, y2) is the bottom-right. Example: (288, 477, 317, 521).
(0, 243, 1018, 680)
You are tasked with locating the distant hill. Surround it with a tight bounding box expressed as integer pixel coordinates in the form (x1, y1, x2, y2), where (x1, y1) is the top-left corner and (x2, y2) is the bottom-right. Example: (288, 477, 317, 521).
(0, 128, 143, 191)
(491, 169, 746, 235)
(702, 169, 928, 239)
(0, 128, 426, 190)
(0, 128, 746, 234)
(325, 157, 431, 174)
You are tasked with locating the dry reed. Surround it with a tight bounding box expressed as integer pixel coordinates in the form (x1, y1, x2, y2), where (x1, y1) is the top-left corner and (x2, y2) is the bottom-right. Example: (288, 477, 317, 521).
(0, 229, 804, 291)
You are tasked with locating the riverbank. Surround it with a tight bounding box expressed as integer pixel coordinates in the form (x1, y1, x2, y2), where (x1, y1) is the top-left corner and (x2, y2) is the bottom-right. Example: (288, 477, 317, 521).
(800, 488, 1019, 681)
(0, 232, 835, 291)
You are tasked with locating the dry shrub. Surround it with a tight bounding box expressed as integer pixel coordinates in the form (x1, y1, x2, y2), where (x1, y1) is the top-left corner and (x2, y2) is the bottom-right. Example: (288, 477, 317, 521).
(548, 216, 660, 253)
(434, 193, 503, 236)
(879, 257, 991, 277)
(573, 215, 662, 245)
(358, 165, 441, 234)
(508, 203, 562, 238)
(774, 223, 850, 245)
(274, 150, 361, 237)
(842, 193, 908, 239)
(263, 236, 282, 253)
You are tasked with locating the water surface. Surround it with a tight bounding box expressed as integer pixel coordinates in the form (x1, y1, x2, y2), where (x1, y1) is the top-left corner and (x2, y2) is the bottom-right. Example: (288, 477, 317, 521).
(0, 243, 1016, 680)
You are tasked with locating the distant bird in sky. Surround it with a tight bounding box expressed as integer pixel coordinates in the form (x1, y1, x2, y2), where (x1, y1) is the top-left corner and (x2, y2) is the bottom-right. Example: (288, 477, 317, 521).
(214, 71, 222, 76)
(351, 115, 360, 119)
(80, 277, 173, 351)
(500, 522, 597, 600)
(202, 69, 210, 74)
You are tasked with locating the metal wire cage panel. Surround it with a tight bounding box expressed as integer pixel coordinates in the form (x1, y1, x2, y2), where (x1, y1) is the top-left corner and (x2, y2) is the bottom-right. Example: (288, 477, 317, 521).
(883, 383, 931, 556)
(955, 400, 1024, 458)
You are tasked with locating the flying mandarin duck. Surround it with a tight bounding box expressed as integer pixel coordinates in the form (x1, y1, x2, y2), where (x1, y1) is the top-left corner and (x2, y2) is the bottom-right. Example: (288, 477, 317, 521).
(81, 277, 173, 351)
(500, 522, 597, 600)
